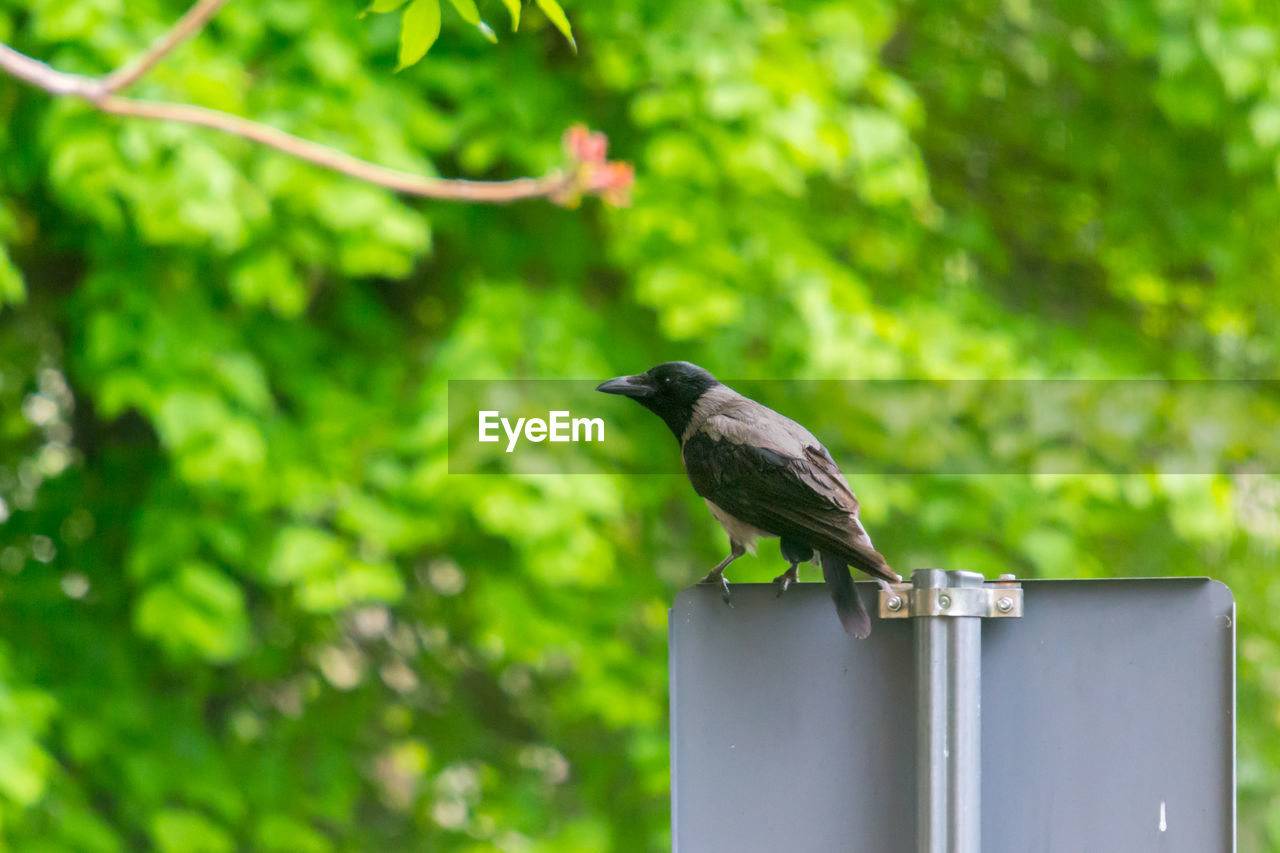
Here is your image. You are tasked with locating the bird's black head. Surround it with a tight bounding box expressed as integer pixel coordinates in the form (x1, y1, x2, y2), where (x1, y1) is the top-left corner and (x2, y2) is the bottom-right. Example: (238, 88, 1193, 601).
(596, 361, 720, 438)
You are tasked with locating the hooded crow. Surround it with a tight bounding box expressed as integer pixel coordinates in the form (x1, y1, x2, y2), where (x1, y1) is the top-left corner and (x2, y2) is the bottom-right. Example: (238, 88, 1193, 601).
(597, 361, 900, 638)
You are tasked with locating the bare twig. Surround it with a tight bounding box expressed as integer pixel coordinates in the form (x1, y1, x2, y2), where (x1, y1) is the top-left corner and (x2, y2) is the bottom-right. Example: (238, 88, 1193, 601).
(0, 42, 105, 98)
(98, 95, 573, 201)
(0, 2, 632, 205)
(102, 0, 232, 94)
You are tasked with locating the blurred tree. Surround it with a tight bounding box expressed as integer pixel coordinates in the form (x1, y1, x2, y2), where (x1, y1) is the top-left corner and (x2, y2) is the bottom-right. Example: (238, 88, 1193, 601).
(1, 0, 1279, 850)
(0, 0, 629, 206)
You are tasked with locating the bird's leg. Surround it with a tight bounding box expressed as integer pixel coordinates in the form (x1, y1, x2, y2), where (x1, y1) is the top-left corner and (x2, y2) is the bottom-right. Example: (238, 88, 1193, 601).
(775, 537, 813, 599)
(699, 541, 745, 607)
(773, 562, 800, 597)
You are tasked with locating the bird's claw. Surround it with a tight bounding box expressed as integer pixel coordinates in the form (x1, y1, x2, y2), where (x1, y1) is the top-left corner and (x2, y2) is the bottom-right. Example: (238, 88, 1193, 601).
(698, 570, 733, 608)
(718, 575, 733, 608)
(773, 565, 799, 598)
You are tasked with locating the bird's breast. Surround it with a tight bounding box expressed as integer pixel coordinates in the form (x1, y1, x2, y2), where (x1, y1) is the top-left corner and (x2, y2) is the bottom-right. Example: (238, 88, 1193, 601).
(703, 498, 773, 554)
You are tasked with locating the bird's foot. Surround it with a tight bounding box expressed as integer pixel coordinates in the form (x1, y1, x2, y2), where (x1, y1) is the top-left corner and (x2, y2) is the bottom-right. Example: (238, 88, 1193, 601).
(875, 578, 896, 596)
(773, 564, 800, 598)
(698, 569, 733, 607)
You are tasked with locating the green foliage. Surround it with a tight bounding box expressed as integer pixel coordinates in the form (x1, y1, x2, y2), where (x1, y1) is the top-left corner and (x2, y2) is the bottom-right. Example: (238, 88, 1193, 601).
(397, 0, 442, 69)
(446, 0, 482, 27)
(0, 204, 24, 311)
(150, 809, 236, 853)
(2, 0, 1280, 850)
(499, 0, 520, 33)
(0, 245, 23, 311)
(533, 0, 574, 52)
(376, 0, 573, 67)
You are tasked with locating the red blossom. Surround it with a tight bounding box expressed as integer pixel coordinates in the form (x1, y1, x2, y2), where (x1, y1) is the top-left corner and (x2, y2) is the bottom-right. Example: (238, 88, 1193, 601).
(557, 124, 634, 207)
(564, 123, 609, 163)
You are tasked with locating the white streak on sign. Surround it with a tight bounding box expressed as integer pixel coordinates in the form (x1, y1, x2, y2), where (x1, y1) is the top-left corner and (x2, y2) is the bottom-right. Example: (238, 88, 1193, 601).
(1159, 800, 1167, 832)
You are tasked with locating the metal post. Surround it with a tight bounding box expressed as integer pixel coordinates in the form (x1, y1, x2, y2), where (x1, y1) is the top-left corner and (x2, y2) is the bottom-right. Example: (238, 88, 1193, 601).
(914, 569, 985, 853)
(880, 569, 1022, 853)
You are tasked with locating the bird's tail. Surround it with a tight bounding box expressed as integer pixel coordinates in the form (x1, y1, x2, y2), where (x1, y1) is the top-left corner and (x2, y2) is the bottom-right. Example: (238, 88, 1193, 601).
(820, 551, 871, 639)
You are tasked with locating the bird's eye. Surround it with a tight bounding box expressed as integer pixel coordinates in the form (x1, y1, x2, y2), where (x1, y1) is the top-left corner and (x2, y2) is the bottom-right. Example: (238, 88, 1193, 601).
(662, 375, 674, 385)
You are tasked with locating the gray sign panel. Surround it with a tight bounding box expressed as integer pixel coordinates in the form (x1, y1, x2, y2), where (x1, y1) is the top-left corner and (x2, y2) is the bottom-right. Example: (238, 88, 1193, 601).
(670, 578, 1234, 852)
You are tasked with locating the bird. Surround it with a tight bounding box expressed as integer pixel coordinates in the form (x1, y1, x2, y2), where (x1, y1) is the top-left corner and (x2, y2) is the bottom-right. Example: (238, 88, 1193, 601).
(597, 361, 900, 638)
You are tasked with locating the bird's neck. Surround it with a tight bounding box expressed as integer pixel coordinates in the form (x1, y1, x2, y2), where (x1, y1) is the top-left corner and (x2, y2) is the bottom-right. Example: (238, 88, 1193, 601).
(668, 384, 737, 444)
(641, 400, 696, 441)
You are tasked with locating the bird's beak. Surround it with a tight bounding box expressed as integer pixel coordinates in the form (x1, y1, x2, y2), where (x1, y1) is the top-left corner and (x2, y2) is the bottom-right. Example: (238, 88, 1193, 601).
(596, 374, 655, 399)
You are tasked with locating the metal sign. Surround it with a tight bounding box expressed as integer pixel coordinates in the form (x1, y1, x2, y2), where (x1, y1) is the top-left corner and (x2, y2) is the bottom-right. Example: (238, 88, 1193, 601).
(669, 577, 1234, 852)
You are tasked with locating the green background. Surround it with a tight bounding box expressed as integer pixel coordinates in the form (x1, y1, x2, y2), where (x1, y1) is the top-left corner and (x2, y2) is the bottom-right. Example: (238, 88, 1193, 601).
(3, 0, 1280, 849)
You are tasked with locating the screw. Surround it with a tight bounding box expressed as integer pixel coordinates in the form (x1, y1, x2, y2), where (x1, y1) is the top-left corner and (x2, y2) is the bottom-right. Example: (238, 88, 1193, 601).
(938, 594, 951, 609)
(997, 597, 1014, 613)
(887, 596, 903, 612)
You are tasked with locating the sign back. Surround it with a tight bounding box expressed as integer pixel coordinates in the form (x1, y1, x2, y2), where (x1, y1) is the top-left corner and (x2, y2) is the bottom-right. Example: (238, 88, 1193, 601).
(669, 578, 1234, 853)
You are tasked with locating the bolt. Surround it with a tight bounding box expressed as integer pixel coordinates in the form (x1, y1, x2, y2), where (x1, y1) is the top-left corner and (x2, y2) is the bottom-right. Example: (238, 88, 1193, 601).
(938, 594, 951, 609)
(887, 596, 903, 612)
(997, 597, 1014, 613)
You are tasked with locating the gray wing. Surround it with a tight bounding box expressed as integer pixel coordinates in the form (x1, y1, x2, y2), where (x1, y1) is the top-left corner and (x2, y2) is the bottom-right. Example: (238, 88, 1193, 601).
(682, 410, 895, 582)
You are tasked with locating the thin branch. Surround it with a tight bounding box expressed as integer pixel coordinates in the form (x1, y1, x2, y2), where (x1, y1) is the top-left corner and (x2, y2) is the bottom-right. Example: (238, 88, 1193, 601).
(0, 3, 631, 205)
(98, 94, 572, 201)
(0, 42, 104, 98)
(102, 0, 231, 94)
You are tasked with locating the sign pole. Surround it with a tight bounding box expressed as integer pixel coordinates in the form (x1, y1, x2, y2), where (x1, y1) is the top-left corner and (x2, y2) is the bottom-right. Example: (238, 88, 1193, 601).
(881, 569, 1023, 853)
(915, 569, 984, 853)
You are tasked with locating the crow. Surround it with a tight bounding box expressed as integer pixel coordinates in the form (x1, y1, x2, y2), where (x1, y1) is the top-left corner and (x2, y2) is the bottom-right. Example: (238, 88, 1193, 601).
(597, 361, 899, 638)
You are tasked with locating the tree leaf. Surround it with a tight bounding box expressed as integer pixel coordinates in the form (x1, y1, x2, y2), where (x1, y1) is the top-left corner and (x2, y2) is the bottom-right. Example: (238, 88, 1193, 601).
(0, 243, 26, 310)
(150, 809, 235, 853)
(360, 0, 409, 17)
(500, 0, 520, 31)
(534, 0, 575, 51)
(446, 0, 481, 25)
(134, 563, 250, 663)
(396, 0, 441, 69)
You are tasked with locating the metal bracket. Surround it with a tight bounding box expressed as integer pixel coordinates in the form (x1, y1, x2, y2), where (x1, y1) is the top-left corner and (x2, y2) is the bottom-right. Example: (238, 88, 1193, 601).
(879, 574, 1023, 619)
